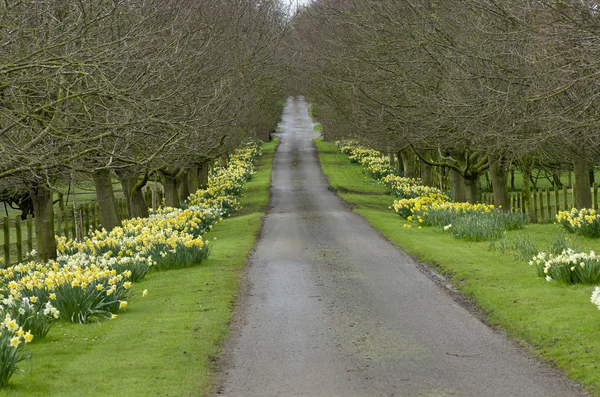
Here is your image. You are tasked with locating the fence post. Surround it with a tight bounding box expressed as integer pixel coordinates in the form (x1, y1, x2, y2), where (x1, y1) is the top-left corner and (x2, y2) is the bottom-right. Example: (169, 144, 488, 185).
(56, 211, 62, 238)
(531, 189, 539, 220)
(538, 189, 544, 221)
(26, 214, 33, 255)
(121, 199, 128, 220)
(84, 204, 90, 234)
(594, 183, 598, 212)
(77, 206, 84, 241)
(554, 185, 560, 215)
(70, 207, 76, 240)
(91, 204, 97, 230)
(58, 192, 65, 213)
(15, 216, 22, 264)
(3, 217, 10, 266)
(563, 185, 568, 210)
(63, 210, 69, 240)
(538, 189, 543, 220)
(152, 188, 158, 211)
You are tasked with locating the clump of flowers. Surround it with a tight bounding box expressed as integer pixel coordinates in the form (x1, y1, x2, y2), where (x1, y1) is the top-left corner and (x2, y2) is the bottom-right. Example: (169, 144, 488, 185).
(556, 208, 600, 238)
(0, 315, 33, 387)
(0, 295, 58, 339)
(591, 287, 600, 310)
(336, 140, 396, 179)
(530, 249, 600, 284)
(381, 175, 443, 199)
(392, 194, 450, 219)
(336, 140, 360, 155)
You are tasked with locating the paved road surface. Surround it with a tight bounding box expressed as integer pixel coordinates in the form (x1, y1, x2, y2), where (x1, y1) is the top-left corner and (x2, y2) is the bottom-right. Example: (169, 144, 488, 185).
(215, 97, 585, 397)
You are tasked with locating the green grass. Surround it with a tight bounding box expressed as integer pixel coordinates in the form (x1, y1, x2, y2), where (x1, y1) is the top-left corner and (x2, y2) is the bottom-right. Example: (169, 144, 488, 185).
(313, 123, 323, 132)
(317, 142, 387, 196)
(5, 140, 277, 396)
(315, 138, 600, 395)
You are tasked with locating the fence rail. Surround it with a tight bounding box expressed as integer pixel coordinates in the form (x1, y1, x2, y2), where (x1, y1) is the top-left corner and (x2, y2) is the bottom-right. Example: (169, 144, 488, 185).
(481, 183, 599, 222)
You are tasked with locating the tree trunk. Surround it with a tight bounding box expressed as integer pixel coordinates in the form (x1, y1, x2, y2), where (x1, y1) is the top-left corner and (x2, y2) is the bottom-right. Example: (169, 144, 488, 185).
(552, 169, 562, 188)
(388, 151, 395, 169)
(219, 154, 228, 168)
(179, 170, 190, 203)
(510, 169, 515, 190)
(489, 155, 510, 211)
(162, 173, 181, 208)
(188, 166, 199, 194)
(395, 152, 403, 174)
(521, 164, 536, 223)
(117, 172, 133, 215)
(130, 183, 149, 218)
(93, 169, 121, 231)
(451, 169, 466, 202)
(463, 174, 482, 204)
(400, 148, 416, 179)
(198, 162, 209, 189)
(420, 160, 433, 187)
(574, 157, 592, 209)
(30, 185, 56, 262)
(116, 170, 149, 219)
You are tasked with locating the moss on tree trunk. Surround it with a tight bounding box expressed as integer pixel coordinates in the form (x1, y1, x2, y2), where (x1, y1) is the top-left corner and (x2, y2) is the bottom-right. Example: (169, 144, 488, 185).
(489, 155, 509, 211)
(93, 169, 121, 231)
(521, 163, 536, 223)
(451, 169, 466, 202)
(400, 148, 416, 178)
(574, 157, 592, 209)
(188, 166, 199, 194)
(198, 163, 209, 189)
(116, 170, 149, 219)
(179, 170, 190, 203)
(162, 174, 181, 208)
(30, 185, 56, 261)
(420, 159, 434, 187)
(464, 174, 482, 204)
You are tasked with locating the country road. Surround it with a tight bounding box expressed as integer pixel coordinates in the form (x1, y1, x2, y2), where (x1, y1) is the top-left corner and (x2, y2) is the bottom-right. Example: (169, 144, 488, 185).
(215, 97, 586, 397)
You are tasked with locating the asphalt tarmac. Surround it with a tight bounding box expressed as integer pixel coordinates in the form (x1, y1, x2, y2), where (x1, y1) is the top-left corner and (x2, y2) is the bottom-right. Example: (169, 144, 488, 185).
(215, 97, 586, 397)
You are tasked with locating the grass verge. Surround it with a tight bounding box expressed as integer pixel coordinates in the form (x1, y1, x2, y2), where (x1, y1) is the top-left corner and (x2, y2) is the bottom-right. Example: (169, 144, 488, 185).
(315, 137, 600, 395)
(5, 140, 277, 397)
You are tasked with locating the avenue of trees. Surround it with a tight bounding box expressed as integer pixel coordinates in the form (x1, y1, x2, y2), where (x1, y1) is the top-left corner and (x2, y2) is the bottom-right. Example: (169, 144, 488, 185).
(290, 0, 600, 219)
(0, 0, 287, 261)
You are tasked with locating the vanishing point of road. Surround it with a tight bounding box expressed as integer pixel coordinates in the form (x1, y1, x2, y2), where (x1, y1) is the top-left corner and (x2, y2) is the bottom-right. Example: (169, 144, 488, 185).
(215, 97, 586, 397)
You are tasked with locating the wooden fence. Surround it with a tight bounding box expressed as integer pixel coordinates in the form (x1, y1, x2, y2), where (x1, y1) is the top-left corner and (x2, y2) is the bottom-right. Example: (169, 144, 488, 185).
(1, 187, 163, 266)
(481, 183, 599, 222)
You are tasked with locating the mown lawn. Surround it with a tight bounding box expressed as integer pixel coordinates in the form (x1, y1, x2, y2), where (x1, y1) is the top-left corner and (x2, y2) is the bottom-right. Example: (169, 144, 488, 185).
(315, 137, 600, 395)
(5, 140, 277, 397)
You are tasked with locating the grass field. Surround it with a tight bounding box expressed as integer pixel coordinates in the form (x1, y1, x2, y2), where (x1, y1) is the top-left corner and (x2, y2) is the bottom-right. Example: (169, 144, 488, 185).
(3, 140, 277, 396)
(315, 138, 600, 395)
